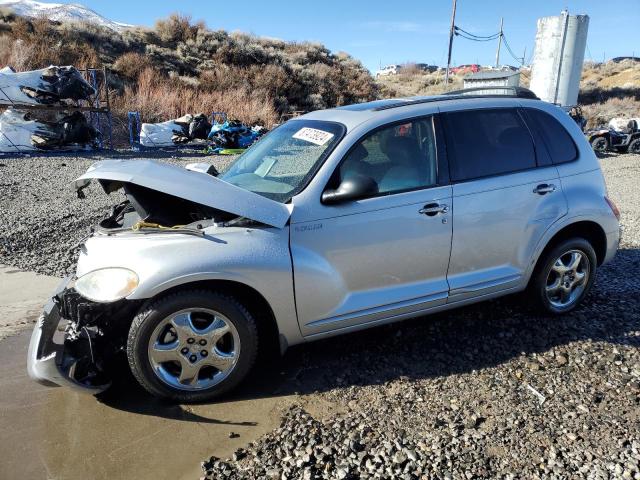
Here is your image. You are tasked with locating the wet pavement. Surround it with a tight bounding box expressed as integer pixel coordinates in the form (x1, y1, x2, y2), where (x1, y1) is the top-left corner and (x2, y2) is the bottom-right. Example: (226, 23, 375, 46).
(0, 328, 296, 480)
(0, 265, 60, 340)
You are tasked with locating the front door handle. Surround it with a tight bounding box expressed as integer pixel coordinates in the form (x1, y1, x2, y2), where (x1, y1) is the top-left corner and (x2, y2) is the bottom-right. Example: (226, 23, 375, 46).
(419, 203, 449, 216)
(533, 183, 556, 195)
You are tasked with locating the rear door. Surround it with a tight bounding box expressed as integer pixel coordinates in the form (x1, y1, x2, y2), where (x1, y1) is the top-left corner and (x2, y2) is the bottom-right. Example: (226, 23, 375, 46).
(441, 106, 568, 301)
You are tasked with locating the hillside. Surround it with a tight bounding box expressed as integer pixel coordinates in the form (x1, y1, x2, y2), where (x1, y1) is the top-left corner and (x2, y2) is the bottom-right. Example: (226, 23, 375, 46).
(0, 8, 377, 142)
(0, 0, 132, 31)
(377, 60, 640, 129)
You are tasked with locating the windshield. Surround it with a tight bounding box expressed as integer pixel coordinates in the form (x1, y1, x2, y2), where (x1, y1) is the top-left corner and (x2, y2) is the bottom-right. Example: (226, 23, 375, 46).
(220, 120, 345, 202)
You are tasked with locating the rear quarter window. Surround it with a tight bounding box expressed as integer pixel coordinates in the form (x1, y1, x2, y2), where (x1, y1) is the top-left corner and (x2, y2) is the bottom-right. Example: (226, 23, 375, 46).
(442, 108, 537, 182)
(524, 108, 578, 164)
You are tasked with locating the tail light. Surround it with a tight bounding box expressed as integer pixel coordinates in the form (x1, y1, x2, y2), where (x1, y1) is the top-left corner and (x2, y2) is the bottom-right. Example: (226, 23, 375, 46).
(605, 196, 621, 221)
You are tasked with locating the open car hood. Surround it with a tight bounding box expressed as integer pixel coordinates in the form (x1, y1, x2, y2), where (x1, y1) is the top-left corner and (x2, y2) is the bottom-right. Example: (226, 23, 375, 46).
(74, 159, 291, 228)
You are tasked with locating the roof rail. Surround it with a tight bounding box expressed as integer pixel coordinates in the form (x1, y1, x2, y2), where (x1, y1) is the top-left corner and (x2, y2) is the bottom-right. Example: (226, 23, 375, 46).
(447, 86, 539, 99)
(372, 86, 539, 111)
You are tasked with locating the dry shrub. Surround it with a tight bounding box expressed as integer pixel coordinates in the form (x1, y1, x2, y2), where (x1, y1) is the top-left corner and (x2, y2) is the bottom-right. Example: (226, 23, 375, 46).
(155, 13, 204, 44)
(6, 14, 100, 69)
(5, 38, 36, 70)
(399, 63, 422, 76)
(113, 68, 278, 127)
(0, 34, 15, 66)
(376, 71, 459, 98)
(113, 52, 152, 79)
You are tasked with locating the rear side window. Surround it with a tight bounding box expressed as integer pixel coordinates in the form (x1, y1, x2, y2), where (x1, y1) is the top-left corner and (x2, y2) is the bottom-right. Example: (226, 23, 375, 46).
(443, 108, 536, 182)
(524, 108, 578, 164)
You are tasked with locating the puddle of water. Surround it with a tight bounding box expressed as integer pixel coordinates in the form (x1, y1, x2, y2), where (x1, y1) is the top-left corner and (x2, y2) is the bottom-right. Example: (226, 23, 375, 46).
(0, 330, 295, 480)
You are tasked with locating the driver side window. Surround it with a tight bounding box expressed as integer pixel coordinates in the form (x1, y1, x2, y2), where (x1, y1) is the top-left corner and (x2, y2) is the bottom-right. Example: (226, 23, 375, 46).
(338, 117, 438, 196)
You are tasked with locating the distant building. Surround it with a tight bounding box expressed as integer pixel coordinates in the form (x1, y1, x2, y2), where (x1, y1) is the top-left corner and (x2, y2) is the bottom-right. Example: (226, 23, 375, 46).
(463, 70, 521, 90)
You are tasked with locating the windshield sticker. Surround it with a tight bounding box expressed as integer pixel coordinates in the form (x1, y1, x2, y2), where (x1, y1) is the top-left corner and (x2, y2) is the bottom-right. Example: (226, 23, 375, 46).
(292, 127, 334, 146)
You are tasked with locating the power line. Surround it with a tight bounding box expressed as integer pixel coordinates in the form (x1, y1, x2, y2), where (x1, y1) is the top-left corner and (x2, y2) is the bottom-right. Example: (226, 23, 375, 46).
(501, 33, 526, 65)
(455, 31, 500, 42)
(454, 26, 501, 41)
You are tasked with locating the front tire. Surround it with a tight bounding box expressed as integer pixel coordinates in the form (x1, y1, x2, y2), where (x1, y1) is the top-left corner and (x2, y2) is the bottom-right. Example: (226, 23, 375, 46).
(127, 290, 258, 402)
(528, 238, 597, 314)
(590, 136, 609, 152)
(628, 138, 640, 154)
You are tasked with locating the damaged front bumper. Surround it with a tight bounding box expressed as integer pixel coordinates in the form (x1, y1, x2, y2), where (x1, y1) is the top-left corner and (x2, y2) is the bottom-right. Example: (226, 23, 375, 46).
(27, 276, 138, 394)
(27, 276, 109, 393)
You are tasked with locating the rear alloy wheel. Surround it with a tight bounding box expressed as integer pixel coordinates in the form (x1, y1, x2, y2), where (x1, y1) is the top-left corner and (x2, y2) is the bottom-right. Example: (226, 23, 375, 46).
(528, 238, 597, 314)
(628, 138, 640, 154)
(590, 136, 609, 152)
(127, 290, 258, 402)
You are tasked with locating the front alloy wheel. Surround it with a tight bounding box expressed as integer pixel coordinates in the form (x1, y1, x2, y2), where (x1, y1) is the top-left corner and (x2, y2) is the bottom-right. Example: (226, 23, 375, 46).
(148, 308, 240, 391)
(127, 290, 258, 402)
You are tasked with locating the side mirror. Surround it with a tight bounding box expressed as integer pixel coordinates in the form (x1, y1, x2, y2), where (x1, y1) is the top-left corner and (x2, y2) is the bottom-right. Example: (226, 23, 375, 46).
(321, 174, 378, 204)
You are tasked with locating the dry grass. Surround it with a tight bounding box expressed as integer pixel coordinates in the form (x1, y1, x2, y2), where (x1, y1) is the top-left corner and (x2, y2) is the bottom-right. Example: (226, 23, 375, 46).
(112, 67, 278, 125)
(377, 70, 463, 97)
(582, 97, 640, 130)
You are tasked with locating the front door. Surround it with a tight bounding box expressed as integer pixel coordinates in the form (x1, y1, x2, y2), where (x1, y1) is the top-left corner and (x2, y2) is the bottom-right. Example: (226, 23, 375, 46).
(290, 116, 453, 336)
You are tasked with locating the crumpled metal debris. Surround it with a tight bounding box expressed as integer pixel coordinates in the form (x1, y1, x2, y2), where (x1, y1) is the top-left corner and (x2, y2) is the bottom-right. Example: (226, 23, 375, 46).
(0, 109, 100, 152)
(0, 65, 96, 105)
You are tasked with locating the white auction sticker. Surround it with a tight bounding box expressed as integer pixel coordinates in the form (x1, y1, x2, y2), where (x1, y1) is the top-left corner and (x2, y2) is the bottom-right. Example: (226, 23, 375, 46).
(292, 127, 334, 146)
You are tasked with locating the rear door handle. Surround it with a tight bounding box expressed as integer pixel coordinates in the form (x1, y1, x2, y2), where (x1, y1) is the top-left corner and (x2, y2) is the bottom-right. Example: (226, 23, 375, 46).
(419, 203, 449, 216)
(533, 183, 556, 195)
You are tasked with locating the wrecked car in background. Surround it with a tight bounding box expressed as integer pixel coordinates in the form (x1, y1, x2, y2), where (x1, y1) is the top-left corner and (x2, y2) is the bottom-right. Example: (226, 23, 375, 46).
(0, 65, 96, 105)
(0, 109, 100, 152)
(28, 89, 619, 402)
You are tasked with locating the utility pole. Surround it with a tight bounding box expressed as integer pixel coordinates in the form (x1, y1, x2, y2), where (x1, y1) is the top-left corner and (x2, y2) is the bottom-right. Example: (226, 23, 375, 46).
(495, 17, 504, 68)
(444, 0, 457, 88)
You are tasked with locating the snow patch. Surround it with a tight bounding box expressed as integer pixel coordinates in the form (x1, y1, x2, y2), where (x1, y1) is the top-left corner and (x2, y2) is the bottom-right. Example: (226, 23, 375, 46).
(0, 0, 134, 32)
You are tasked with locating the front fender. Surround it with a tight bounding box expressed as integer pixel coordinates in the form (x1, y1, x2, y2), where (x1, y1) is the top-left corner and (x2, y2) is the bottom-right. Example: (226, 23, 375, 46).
(77, 226, 304, 345)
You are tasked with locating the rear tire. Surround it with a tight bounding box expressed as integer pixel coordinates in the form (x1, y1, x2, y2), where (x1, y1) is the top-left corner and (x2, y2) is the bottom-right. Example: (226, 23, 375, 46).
(527, 238, 597, 315)
(127, 290, 258, 403)
(628, 138, 640, 154)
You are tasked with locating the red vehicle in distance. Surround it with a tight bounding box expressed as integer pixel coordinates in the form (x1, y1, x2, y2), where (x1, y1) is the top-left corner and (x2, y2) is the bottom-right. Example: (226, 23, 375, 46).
(450, 64, 481, 74)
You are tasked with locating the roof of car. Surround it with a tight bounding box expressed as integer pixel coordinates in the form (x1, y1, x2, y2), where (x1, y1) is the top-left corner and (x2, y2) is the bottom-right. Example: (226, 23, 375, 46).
(298, 87, 540, 131)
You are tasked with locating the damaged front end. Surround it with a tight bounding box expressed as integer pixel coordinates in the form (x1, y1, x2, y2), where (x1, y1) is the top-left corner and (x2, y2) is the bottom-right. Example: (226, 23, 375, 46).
(28, 276, 141, 393)
(28, 159, 292, 393)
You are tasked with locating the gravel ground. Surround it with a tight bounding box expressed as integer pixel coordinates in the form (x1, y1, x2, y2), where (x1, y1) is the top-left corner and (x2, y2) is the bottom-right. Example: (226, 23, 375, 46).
(0, 151, 638, 479)
(0, 149, 236, 276)
(202, 154, 640, 480)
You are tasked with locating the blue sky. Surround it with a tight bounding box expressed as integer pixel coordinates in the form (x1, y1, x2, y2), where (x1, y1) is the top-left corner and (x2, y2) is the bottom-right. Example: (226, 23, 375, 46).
(66, 0, 639, 71)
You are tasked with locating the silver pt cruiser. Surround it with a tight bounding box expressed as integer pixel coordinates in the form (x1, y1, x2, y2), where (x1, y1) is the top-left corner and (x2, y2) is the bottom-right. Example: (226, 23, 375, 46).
(28, 88, 620, 402)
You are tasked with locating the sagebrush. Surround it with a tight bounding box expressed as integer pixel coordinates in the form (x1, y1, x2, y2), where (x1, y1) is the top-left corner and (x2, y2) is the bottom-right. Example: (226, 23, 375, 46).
(0, 10, 377, 144)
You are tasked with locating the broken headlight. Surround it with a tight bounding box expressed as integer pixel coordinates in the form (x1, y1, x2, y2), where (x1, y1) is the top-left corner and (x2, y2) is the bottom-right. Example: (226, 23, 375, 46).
(74, 268, 139, 303)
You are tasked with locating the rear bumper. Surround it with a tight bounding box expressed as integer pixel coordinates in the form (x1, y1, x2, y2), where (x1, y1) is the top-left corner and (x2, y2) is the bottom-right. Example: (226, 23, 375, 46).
(603, 227, 621, 265)
(26, 277, 110, 394)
